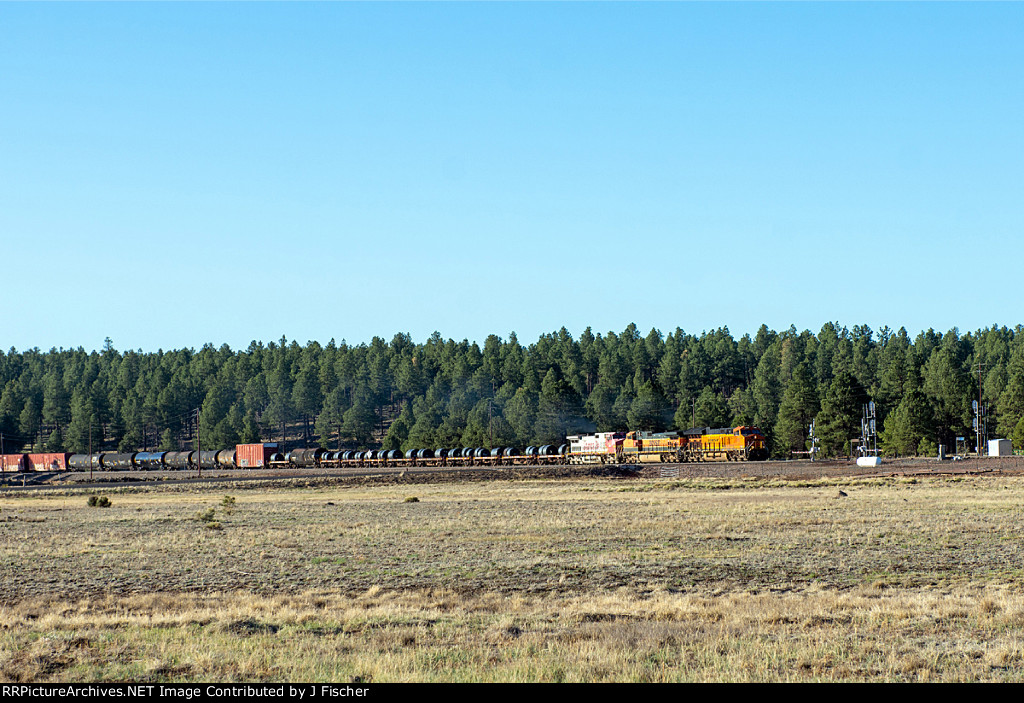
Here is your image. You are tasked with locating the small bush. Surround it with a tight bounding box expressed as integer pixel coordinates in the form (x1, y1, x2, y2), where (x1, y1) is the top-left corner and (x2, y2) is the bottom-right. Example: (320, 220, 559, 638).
(195, 508, 216, 523)
(404, 496, 419, 503)
(87, 496, 111, 508)
(221, 496, 236, 513)
(205, 521, 223, 531)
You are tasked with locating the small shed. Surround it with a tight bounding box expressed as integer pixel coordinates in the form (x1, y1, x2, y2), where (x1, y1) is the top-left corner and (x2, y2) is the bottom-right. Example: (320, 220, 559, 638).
(988, 439, 1013, 457)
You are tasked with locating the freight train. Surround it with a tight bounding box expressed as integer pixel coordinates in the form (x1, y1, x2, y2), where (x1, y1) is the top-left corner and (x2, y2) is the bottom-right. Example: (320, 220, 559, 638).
(568, 426, 768, 464)
(0, 426, 768, 473)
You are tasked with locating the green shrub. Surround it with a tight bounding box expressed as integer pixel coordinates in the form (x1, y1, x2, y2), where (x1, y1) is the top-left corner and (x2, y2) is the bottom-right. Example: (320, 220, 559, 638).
(917, 437, 938, 457)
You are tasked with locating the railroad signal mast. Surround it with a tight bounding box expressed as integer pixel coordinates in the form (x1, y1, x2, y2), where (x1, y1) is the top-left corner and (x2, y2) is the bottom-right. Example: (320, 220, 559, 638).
(860, 401, 878, 457)
(974, 362, 987, 457)
(973, 399, 988, 457)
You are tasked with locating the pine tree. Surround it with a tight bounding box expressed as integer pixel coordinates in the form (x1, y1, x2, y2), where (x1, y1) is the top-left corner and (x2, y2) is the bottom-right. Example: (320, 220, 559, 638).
(922, 346, 972, 448)
(728, 387, 756, 427)
(584, 381, 619, 431)
(814, 371, 867, 457)
(159, 428, 178, 451)
(997, 346, 1024, 437)
(751, 340, 782, 434)
(693, 387, 730, 428)
(774, 363, 819, 457)
(382, 402, 413, 451)
(342, 387, 377, 448)
(627, 380, 670, 431)
(1011, 417, 1024, 452)
(534, 368, 584, 444)
(879, 388, 933, 456)
(504, 387, 538, 446)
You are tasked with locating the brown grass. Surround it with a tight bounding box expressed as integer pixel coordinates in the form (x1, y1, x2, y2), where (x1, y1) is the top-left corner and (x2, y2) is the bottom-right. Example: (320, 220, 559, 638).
(2, 475, 1024, 681)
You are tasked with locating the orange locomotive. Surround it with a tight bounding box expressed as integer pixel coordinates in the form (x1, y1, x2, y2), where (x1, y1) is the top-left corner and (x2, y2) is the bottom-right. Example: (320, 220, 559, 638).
(618, 426, 768, 463)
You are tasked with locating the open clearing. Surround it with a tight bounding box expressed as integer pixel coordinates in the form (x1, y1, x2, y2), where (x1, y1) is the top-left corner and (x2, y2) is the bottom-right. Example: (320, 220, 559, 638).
(3, 467, 1024, 682)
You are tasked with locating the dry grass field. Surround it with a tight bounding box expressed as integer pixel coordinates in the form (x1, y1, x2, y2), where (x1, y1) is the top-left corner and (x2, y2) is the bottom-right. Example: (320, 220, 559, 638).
(2, 472, 1024, 682)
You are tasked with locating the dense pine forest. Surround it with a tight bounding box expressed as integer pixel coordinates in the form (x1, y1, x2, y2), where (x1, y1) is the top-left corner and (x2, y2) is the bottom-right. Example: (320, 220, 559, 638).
(2, 323, 1023, 459)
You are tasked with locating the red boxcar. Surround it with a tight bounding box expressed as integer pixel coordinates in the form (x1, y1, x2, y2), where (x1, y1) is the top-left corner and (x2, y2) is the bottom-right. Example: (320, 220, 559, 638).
(1, 454, 27, 472)
(27, 453, 72, 471)
(235, 443, 279, 468)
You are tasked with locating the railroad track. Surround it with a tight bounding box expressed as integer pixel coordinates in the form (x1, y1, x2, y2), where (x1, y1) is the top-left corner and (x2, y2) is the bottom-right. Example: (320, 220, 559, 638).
(4, 456, 1023, 492)
(0, 462, 611, 491)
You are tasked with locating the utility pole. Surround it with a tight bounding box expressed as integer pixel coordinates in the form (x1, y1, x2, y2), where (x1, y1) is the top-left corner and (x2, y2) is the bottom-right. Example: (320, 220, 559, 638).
(976, 363, 986, 456)
(196, 408, 202, 479)
(973, 399, 987, 458)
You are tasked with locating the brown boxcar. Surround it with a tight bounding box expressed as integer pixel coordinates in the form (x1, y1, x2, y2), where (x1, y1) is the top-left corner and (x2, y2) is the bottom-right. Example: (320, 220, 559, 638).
(1, 454, 27, 472)
(27, 453, 72, 471)
(235, 443, 279, 468)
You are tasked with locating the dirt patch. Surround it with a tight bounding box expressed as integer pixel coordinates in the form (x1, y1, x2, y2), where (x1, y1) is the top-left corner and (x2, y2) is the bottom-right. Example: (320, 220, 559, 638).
(219, 619, 280, 637)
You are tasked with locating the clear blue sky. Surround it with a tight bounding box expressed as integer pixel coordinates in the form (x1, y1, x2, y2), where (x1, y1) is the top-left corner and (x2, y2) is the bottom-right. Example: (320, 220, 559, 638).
(2, 3, 1021, 353)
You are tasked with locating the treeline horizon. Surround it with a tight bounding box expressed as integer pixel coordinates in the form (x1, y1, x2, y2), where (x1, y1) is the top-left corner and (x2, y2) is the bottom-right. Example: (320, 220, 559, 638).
(2, 322, 1023, 459)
